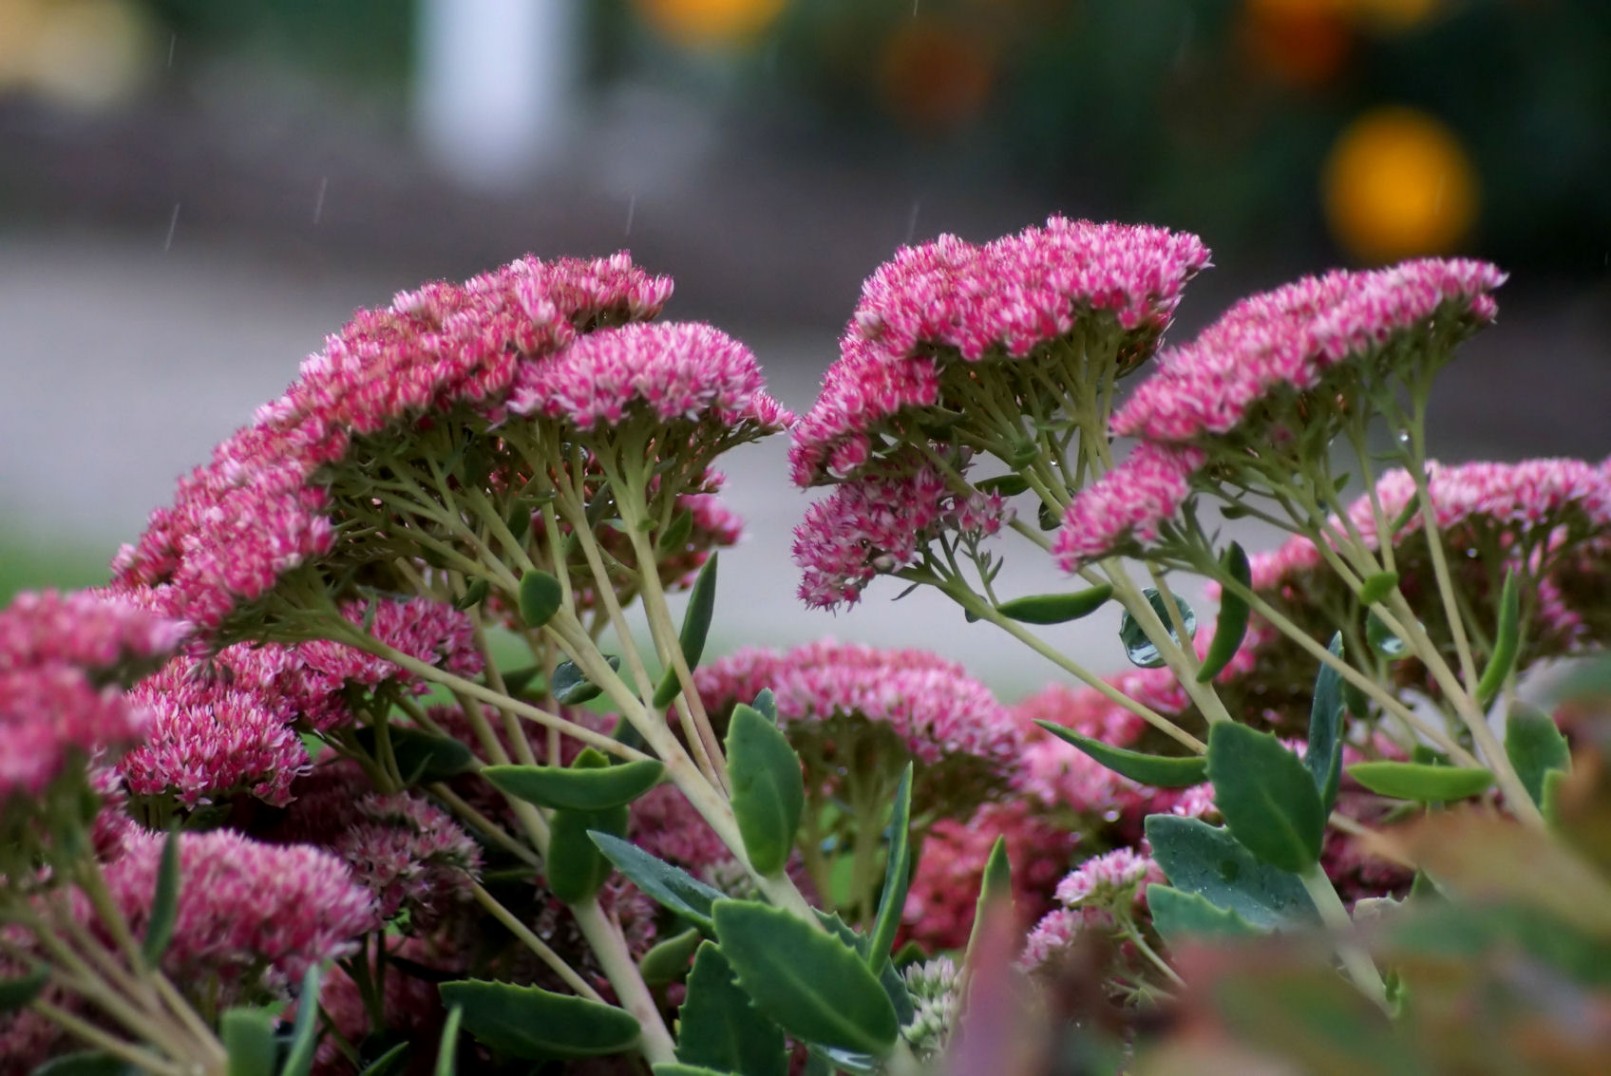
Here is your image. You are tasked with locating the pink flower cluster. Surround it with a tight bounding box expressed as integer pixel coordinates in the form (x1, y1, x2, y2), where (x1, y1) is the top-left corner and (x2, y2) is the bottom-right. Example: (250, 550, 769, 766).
(1053, 442, 1205, 571)
(0, 590, 183, 802)
(299, 596, 484, 690)
(111, 252, 679, 633)
(1113, 258, 1505, 444)
(793, 456, 1012, 610)
(104, 828, 376, 1000)
(329, 793, 482, 925)
(694, 640, 1024, 770)
(1020, 849, 1162, 974)
(791, 218, 1210, 486)
(508, 321, 792, 436)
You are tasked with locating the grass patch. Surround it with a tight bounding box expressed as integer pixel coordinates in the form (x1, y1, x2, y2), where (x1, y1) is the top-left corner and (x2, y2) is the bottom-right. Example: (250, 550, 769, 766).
(0, 532, 112, 605)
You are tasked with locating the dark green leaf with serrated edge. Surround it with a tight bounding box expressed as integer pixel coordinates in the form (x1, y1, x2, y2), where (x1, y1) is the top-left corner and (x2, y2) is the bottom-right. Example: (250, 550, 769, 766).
(1507, 703, 1570, 808)
(0, 966, 46, 1013)
(675, 942, 787, 1076)
(1475, 570, 1521, 708)
(751, 688, 777, 723)
(1346, 762, 1494, 803)
(220, 1007, 276, 1076)
(711, 901, 898, 1057)
(654, 553, 720, 706)
(482, 759, 664, 811)
(997, 584, 1113, 625)
(438, 980, 640, 1060)
(1035, 721, 1207, 788)
(640, 927, 703, 985)
(277, 965, 322, 1076)
(433, 1004, 462, 1076)
(653, 1066, 735, 1076)
(589, 833, 726, 931)
(1208, 723, 1325, 873)
(517, 570, 564, 629)
(726, 703, 804, 876)
(358, 1042, 409, 1076)
(1198, 542, 1251, 683)
(546, 751, 629, 904)
(141, 827, 181, 965)
(866, 763, 914, 971)
(964, 836, 1013, 969)
(31, 1054, 132, 1075)
(551, 656, 620, 705)
(1145, 816, 1319, 931)
(353, 727, 475, 785)
(1306, 634, 1347, 814)
(814, 913, 913, 1027)
(1358, 570, 1400, 605)
(1120, 588, 1197, 669)
(1147, 884, 1261, 946)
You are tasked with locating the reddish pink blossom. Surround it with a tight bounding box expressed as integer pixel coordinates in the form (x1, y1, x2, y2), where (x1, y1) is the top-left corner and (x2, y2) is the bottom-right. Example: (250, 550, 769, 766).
(1019, 905, 1116, 973)
(793, 456, 1012, 610)
(508, 321, 792, 437)
(694, 641, 1023, 771)
(299, 596, 483, 691)
(629, 783, 731, 875)
(104, 829, 376, 1000)
(1053, 442, 1204, 571)
(902, 801, 1080, 952)
(330, 793, 482, 925)
(120, 657, 307, 808)
(791, 218, 1210, 486)
(1113, 258, 1505, 444)
(0, 589, 186, 679)
(0, 665, 148, 801)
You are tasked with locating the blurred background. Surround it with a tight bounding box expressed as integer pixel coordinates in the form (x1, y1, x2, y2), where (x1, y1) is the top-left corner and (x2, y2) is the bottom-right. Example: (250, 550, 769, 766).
(2, 0, 1608, 690)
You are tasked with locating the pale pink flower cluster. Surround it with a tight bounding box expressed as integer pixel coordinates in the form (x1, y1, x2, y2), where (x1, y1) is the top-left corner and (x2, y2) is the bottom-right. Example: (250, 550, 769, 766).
(791, 217, 1210, 486)
(330, 793, 482, 924)
(1053, 442, 1205, 570)
(793, 458, 1012, 610)
(299, 597, 483, 690)
(1020, 850, 1161, 974)
(1113, 258, 1506, 444)
(104, 829, 375, 1000)
(0, 590, 183, 801)
(693, 640, 1024, 769)
(112, 252, 675, 632)
(508, 321, 792, 436)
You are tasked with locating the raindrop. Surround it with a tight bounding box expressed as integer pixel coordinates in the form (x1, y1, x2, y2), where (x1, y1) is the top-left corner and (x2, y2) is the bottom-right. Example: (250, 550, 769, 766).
(1366, 609, 1410, 658)
(904, 200, 921, 244)
(1119, 588, 1197, 669)
(312, 177, 328, 224)
(166, 33, 176, 69)
(625, 195, 637, 237)
(163, 203, 180, 251)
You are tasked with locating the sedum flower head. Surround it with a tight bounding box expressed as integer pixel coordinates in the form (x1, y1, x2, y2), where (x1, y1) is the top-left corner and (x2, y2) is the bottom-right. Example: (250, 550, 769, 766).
(1053, 442, 1205, 571)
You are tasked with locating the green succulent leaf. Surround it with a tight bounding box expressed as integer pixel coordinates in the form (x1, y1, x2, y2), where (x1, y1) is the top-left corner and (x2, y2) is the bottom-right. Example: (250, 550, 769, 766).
(1145, 815, 1319, 931)
(353, 727, 475, 785)
(1306, 634, 1347, 814)
(432, 1004, 462, 1076)
(675, 942, 788, 1076)
(589, 833, 727, 932)
(517, 570, 564, 629)
(1198, 542, 1251, 683)
(546, 752, 631, 904)
(654, 553, 720, 707)
(140, 827, 182, 966)
(358, 1043, 409, 1076)
(1346, 762, 1495, 803)
(1365, 610, 1409, 658)
(0, 966, 47, 1014)
(220, 1007, 276, 1076)
(482, 758, 664, 811)
(438, 980, 640, 1061)
(551, 656, 621, 706)
(725, 703, 804, 876)
(1506, 703, 1571, 808)
(1474, 570, 1522, 708)
(711, 901, 898, 1057)
(750, 688, 778, 723)
(1358, 570, 1400, 605)
(656, 509, 695, 556)
(277, 965, 323, 1076)
(1207, 722, 1325, 873)
(964, 836, 1013, 969)
(32, 1052, 137, 1075)
(866, 763, 914, 972)
(1035, 721, 1207, 788)
(996, 584, 1113, 625)
(640, 928, 704, 986)
(1146, 884, 1261, 946)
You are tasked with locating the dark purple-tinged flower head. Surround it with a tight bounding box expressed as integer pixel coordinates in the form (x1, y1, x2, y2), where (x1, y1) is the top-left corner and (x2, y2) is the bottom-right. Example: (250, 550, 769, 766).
(103, 828, 376, 1004)
(329, 793, 482, 927)
(1053, 442, 1205, 572)
(791, 217, 1210, 487)
(1113, 258, 1505, 447)
(793, 450, 1012, 610)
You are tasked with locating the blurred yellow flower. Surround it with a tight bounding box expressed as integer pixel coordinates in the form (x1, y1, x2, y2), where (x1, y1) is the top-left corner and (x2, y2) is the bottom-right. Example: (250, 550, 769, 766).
(1323, 106, 1479, 263)
(634, 0, 786, 49)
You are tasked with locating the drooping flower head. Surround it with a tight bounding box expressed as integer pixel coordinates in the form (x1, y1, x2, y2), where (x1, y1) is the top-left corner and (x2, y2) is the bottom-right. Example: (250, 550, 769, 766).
(791, 218, 1210, 488)
(1113, 258, 1505, 449)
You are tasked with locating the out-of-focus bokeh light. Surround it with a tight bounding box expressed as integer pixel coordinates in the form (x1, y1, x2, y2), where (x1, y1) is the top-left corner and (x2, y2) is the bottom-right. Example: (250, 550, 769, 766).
(877, 17, 996, 131)
(0, 0, 156, 109)
(634, 0, 786, 49)
(1241, 0, 1354, 89)
(1323, 105, 1479, 263)
(1348, 0, 1442, 34)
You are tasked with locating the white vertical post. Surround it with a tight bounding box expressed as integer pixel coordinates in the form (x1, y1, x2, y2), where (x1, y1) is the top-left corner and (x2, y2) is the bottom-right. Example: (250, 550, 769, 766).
(415, 0, 578, 188)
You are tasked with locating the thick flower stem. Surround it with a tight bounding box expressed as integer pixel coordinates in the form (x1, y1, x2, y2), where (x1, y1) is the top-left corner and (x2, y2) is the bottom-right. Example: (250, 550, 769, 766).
(469, 883, 601, 1002)
(571, 899, 679, 1066)
(1298, 864, 1389, 1012)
